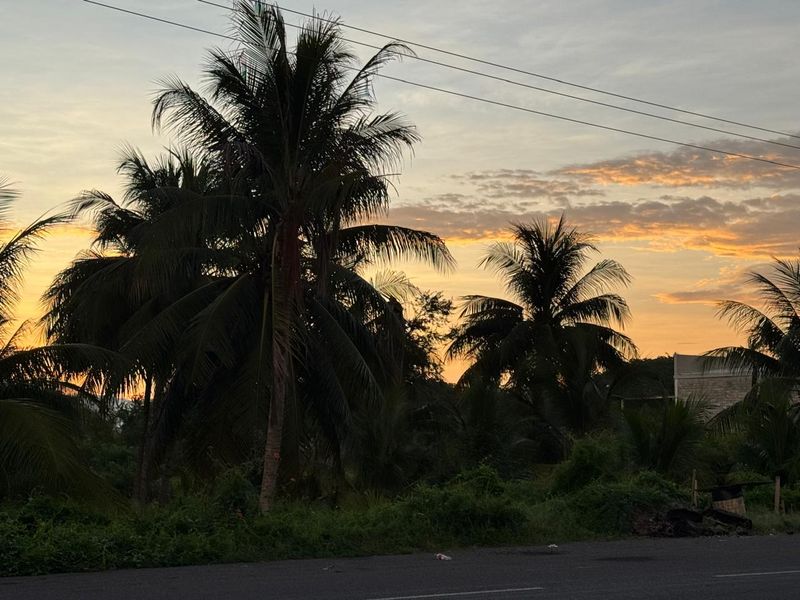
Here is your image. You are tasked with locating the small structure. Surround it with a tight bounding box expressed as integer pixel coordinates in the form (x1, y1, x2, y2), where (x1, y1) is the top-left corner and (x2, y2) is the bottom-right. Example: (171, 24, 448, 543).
(673, 354, 752, 416)
(710, 483, 747, 516)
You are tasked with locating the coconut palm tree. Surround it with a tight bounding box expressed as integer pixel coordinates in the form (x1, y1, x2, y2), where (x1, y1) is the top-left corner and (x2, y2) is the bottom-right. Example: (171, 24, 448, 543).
(43, 147, 222, 502)
(709, 257, 800, 442)
(710, 380, 800, 511)
(709, 260, 800, 508)
(710, 256, 800, 382)
(134, 1, 452, 510)
(449, 216, 636, 431)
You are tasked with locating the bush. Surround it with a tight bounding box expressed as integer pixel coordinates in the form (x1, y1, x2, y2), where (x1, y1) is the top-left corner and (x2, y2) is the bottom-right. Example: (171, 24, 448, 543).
(211, 468, 258, 516)
(568, 471, 687, 535)
(550, 432, 627, 494)
(401, 485, 527, 545)
(783, 486, 800, 513)
(737, 478, 800, 513)
(391, 466, 529, 545)
(449, 464, 507, 496)
(697, 432, 746, 477)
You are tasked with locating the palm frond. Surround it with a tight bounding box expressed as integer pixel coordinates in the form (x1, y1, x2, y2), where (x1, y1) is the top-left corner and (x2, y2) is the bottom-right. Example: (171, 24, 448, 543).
(557, 293, 632, 328)
(0, 399, 115, 501)
(0, 178, 19, 221)
(307, 296, 384, 410)
(716, 300, 785, 353)
(0, 210, 73, 323)
(335, 225, 454, 272)
(560, 259, 632, 306)
(369, 269, 419, 302)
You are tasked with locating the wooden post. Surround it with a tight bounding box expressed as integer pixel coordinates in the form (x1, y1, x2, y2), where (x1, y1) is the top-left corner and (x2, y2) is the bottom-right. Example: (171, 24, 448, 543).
(691, 470, 698, 508)
(774, 474, 781, 514)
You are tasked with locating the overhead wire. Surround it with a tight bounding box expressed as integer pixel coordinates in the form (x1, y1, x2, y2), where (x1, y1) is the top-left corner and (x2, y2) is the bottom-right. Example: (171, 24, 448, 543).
(197, 0, 800, 151)
(202, 0, 800, 142)
(80, 0, 800, 171)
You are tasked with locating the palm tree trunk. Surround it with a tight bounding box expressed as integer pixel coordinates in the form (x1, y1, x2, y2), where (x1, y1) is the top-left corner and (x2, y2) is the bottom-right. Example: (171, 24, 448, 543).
(280, 358, 300, 483)
(259, 362, 285, 512)
(259, 225, 300, 513)
(134, 375, 153, 504)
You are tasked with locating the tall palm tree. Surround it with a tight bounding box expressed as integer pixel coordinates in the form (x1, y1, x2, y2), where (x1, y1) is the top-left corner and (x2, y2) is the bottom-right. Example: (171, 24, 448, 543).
(137, 1, 452, 510)
(449, 216, 636, 431)
(43, 147, 221, 502)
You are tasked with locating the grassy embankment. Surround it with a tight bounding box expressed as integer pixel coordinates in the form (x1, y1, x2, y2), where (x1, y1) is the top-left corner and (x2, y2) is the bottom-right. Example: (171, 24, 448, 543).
(3, 459, 798, 577)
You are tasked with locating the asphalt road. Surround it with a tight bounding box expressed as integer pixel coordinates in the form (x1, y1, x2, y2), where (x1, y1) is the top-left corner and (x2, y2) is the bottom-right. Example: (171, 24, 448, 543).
(2, 535, 799, 599)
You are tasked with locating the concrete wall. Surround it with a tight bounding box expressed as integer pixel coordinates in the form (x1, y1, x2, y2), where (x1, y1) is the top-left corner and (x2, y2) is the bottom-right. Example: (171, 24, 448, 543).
(673, 354, 752, 415)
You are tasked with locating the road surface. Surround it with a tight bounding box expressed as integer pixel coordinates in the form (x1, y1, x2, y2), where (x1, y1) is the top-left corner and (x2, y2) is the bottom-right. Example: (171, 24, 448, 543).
(2, 535, 799, 599)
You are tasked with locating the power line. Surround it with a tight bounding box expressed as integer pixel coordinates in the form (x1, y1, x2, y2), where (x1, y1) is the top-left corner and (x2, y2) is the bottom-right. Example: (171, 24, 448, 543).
(216, 0, 800, 142)
(83, 0, 240, 40)
(197, 0, 800, 152)
(365, 77, 800, 171)
(80, 0, 800, 171)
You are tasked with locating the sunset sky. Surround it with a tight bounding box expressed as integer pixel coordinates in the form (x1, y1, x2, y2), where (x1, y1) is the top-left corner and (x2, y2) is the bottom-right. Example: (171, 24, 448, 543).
(2, 0, 799, 381)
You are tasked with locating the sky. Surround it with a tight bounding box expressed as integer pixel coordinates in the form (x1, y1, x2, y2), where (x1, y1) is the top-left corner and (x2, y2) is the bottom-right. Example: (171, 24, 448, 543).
(2, 0, 799, 381)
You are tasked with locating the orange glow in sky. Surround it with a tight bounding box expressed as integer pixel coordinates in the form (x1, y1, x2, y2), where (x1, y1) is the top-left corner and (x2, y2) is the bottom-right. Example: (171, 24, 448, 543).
(2, 0, 799, 382)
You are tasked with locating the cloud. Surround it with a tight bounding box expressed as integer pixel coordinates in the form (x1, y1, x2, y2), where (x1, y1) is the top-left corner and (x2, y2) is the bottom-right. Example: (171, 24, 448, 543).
(387, 204, 518, 242)
(655, 289, 730, 305)
(388, 170, 607, 240)
(387, 193, 800, 258)
(655, 263, 771, 306)
(454, 170, 605, 201)
(552, 137, 800, 189)
(388, 136, 800, 258)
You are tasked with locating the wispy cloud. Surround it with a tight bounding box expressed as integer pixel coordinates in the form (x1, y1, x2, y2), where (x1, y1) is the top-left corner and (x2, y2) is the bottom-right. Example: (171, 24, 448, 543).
(454, 169, 605, 201)
(655, 263, 770, 306)
(388, 193, 800, 258)
(552, 137, 800, 189)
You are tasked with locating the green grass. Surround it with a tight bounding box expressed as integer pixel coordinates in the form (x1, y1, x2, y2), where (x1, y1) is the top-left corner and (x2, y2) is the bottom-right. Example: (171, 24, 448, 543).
(0, 466, 700, 576)
(750, 509, 800, 535)
(3, 465, 797, 577)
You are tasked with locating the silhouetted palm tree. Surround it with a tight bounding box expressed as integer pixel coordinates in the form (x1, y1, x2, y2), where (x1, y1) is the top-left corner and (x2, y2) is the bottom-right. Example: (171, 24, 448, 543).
(711, 257, 800, 382)
(449, 216, 635, 431)
(43, 147, 221, 502)
(709, 262, 800, 502)
(140, 1, 452, 510)
(0, 178, 114, 498)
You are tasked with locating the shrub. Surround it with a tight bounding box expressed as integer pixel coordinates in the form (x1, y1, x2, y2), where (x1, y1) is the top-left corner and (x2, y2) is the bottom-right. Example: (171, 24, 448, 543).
(568, 471, 687, 535)
(624, 400, 706, 476)
(449, 464, 507, 496)
(550, 432, 627, 494)
(400, 467, 528, 545)
(401, 485, 526, 545)
(211, 468, 258, 516)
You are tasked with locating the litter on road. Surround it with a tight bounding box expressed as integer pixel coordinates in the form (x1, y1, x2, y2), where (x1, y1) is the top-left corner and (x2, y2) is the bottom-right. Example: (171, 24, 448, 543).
(434, 553, 452, 561)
